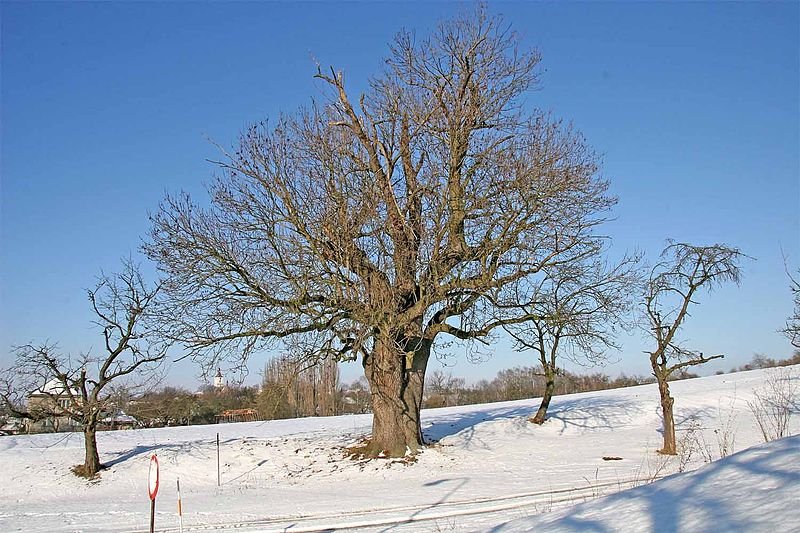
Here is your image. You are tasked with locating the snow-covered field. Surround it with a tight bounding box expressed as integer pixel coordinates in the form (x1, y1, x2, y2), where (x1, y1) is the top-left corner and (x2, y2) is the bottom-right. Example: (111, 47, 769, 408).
(1, 367, 798, 532)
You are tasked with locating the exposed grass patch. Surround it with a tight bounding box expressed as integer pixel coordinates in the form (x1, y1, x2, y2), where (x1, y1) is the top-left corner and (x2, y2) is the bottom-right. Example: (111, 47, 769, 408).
(344, 438, 420, 464)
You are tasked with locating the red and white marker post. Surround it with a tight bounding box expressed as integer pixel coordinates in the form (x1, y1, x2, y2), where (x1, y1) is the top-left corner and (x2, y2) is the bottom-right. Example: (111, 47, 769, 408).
(176, 477, 184, 533)
(148, 454, 160, 533)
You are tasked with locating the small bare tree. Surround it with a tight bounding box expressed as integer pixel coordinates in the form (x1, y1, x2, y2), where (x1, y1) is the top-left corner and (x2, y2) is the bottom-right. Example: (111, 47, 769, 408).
(505, 254, 640, 424)
(644, 242, 744, 454)
(782, 268, 800, 349)
(0, 261, 166, 477)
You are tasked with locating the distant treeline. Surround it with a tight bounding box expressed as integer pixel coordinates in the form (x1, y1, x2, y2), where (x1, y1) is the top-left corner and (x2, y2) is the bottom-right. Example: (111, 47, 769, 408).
(126, 356, 348, 427)
(426, 351, 800, 409)
(120, 351, 799, 427)
(721, 352, 800, 374)
(422, 367, 656, 409)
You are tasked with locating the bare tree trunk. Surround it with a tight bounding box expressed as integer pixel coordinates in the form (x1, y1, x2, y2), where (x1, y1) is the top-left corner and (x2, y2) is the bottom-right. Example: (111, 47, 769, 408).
(363, 336, 429, 457)
(83, 423, 102, 476)
(656, 375, 677, 455)
(402, 342, 430, 442)
(531, 365, 556, 424)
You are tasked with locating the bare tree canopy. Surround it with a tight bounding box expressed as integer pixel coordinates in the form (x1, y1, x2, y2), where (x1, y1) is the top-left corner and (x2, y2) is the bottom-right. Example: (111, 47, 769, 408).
(644, 241, 745, 454)
(505, 253, 641, 423)
(146, 8, 615, 456)
(0, 260, 166, 477)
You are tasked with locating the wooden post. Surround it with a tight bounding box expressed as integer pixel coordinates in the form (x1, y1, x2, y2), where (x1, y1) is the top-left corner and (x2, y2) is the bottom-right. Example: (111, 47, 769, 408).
(216, 432, 220, 487)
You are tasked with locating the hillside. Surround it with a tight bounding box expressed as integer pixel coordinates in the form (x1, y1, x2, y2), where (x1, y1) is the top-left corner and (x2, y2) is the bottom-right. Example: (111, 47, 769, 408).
(0, 366, 798, 532)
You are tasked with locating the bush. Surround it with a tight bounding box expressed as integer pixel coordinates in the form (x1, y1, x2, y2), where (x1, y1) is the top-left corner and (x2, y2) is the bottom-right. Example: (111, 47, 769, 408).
(747, 367, 798, 442)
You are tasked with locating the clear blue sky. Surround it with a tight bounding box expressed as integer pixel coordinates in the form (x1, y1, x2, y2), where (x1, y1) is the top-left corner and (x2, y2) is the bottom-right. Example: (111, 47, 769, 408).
(2, 2, 798, 389)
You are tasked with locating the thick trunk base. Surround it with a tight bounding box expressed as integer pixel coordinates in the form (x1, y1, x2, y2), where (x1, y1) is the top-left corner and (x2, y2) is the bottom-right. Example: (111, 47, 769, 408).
(362, 336, 429, 458)
(72, 426, 103, 478)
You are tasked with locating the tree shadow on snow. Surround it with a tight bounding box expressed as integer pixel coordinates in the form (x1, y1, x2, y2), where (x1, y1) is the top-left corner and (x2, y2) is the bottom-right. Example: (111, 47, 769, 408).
(545, 396, 644, 435)
(489, 435, 800, 533)
(378, 477, 471, 532)
(104, 443, 168, 467)
(103, 436, 234, 468)
(423, 394, 643, 444)
(422, 404, 531, 444)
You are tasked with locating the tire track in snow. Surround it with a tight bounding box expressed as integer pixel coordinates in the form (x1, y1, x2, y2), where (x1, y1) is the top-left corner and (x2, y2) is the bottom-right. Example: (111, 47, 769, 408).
(124, 476, 660, 532)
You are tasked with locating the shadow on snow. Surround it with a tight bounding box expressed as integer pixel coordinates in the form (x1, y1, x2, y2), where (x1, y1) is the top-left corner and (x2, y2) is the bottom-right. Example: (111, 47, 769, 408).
(423, 393, 644, 444)
(489, 435, 800, 533)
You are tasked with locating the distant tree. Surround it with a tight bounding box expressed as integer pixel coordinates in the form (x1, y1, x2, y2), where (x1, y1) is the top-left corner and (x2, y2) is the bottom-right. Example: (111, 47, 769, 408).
(728, 352, 800, 373)
(257, 357, 296, 419)
(560, 370, 614, 393)
(128, 386, 197, 427)
(422, 366, 654, 409)
(305, 356, 340, 416)
(492, 366, 542, 401)
(257, 355, 340, 419)
(667, 369, 700, 381)
(750, 353, 778, 370)
(505, 254, 640, 423)
(459, 379, 498, 406)
(193, 384, 260, 424)
(644, 242, 744, 455)
(340, 377, 372, 415)
(783, 268, 800, 349)
(0, 403, 9, 431)
(0, 261, 166, 477)
(105, 384, 135, 416)
(613, 373, 655, 388)
(424, 370, 465, 408)
(145, 8, 615, 456)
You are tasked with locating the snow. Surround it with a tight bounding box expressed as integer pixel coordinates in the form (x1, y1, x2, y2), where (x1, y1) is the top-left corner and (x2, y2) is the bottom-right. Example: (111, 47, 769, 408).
(495, 435, 800, 532)
(101, 412, 137, 424)
(0, 366, 798, 532)
(32, 379, 79, 397)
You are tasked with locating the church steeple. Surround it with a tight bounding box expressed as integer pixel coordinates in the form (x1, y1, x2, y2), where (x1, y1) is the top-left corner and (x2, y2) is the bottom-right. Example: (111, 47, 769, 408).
(213, 368, 224, 389)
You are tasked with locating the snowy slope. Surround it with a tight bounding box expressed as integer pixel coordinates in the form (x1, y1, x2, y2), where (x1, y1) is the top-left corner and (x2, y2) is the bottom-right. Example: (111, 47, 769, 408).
(495, 435, 800, 532)
(0, 366, 797, 532)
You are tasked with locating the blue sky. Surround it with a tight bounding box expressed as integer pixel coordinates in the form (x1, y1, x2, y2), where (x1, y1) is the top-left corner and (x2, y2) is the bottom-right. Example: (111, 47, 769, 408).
(2, 2, 798, 389)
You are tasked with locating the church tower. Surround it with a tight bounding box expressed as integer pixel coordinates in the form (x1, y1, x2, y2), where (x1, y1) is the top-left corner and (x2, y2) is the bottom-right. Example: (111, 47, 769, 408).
(213, 368, 224, 389)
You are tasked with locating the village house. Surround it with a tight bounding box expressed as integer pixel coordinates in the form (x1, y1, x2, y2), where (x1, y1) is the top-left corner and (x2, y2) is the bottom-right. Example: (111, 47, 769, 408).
(25, 379, 82, 433)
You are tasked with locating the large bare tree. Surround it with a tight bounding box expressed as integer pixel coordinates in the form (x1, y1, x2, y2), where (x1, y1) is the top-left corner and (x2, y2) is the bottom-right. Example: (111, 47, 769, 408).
(0, 261, 166, 477)
(505, 254, 640, 424)
(644, 242, 744, 454)
(146, 8, 615, 456)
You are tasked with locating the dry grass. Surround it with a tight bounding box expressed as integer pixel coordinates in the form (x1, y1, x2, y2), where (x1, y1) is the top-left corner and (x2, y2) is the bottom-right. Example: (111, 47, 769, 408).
(70, 463, 104, 480)
(344, 438, 419, 464)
